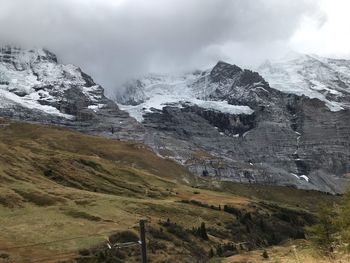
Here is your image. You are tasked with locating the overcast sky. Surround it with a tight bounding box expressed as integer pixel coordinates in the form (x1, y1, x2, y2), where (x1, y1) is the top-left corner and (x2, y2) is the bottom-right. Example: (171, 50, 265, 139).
(0, 0, 349, 91)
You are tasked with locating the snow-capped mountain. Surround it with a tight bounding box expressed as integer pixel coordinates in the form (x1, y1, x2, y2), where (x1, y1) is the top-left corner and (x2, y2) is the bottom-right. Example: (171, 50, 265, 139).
(1, 46, 349, 193)
(0, 46, 142, 140)
(114, 62, 272, 123)
(115, 68, 254, 122)
(115, 58, 350, 194)
(116, 55, 350, 124)
(0, 46, 105, 118)
(258, 53, 350, 112)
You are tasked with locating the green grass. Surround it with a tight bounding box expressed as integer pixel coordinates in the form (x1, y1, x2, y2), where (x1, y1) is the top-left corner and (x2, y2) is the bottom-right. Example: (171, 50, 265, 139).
(0, 119, 341, 262)
(209, 257, 223, 263)
(216, 181, 339, 212)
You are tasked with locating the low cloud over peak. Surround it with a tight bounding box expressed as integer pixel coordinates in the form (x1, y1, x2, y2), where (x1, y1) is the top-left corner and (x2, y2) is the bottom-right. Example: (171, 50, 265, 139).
(0, 0, 325, 90)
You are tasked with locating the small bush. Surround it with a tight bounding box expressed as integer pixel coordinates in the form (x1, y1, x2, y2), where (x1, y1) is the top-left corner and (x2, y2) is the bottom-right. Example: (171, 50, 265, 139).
(149, 226, 173, 241)
(160, 220, 191, 242)
(180, 199, 220, 211)
(109, 231, 139, 244)
(79, 249, 90, 256)
(78, 159, 106, 173)
(63, 209, 101, 222)
(148, 240, 167, 252)
(215, 243, 238, 257)
(262, 250, 269, 259)
(223, 205, 242, 217)
(0, 253, 10, 259)
(14, 189, 65, 206)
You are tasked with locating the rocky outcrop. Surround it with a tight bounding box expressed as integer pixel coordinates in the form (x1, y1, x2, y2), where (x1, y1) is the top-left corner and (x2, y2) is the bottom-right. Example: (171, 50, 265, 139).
(183, 104, 256, 136)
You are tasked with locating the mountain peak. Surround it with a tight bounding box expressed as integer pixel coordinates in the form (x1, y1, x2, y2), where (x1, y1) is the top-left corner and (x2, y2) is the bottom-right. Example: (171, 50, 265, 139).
(0, 47, 105, 118)
(210, 61, 242, 82)
(0, 46, 58, 66)
(258, 53, 350, 112)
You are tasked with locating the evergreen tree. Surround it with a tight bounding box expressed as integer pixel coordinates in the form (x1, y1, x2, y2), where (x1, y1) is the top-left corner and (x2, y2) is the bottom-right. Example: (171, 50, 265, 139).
(216, 245, 223, 257)
(307, 202, 338, 253)
(337, 189, 350, 244)
(307, 188, 350, 255)
(200, 222, 209, 240)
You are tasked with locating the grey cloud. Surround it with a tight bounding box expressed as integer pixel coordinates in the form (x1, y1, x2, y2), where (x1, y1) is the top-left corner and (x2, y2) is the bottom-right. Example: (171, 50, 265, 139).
(0, 0, 324, 90)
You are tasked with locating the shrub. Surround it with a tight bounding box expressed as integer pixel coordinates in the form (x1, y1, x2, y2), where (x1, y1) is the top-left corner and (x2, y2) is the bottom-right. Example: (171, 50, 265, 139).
(109, 231, 139, 244)
(180, 199, 220, 211)
(217, 243, 238, 257)
(262, 250, 269, 259)
(223, 205, 242, 217)
(149, 226, 173, 241)
(209, 248, 214, 258)
(160, 219, 191, 242)
(192, 222, 209, 240)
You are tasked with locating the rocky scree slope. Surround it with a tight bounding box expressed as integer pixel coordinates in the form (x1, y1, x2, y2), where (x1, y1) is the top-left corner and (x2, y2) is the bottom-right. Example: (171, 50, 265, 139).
(115, 57, 350, 194)
(0, 46, 143, 140)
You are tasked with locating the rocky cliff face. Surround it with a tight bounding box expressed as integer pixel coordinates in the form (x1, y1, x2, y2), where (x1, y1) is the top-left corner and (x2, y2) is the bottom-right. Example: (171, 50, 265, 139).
(116, 57, 350, 194)
(1, 47, 349, 193)
(0, 46, 143, 140)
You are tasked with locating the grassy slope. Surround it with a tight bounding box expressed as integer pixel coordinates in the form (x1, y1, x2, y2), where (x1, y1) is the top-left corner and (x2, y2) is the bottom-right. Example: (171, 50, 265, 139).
(223, 239, 347, 263)
(0, 119, 339, 262)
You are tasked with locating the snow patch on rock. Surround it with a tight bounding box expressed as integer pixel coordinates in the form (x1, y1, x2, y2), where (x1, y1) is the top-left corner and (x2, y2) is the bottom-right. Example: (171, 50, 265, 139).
(0, 47, 105, 118)
(259, 54, 350, 112)
(116, 72, 254, 122)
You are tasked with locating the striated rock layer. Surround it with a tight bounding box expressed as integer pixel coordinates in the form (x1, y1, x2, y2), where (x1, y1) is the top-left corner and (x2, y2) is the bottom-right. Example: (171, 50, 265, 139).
(116, 59, 350, 194)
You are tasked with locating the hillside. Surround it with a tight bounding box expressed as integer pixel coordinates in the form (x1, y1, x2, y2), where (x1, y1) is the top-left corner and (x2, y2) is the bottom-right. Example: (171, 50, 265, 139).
(0, 119, 339, 262)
